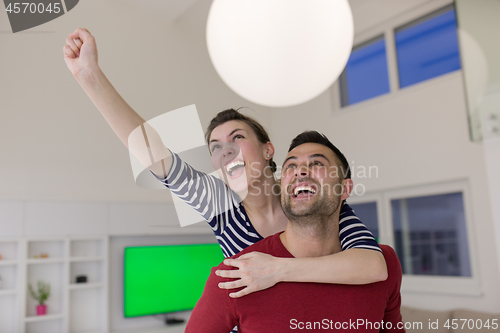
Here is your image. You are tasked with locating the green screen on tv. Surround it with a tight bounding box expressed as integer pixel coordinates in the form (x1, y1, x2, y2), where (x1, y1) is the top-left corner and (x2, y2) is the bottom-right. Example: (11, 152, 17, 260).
(124, 243, 225, 317)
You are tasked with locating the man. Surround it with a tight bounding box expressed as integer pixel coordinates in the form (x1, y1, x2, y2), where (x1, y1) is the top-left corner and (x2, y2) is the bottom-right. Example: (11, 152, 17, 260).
(185, 131, 405, 333)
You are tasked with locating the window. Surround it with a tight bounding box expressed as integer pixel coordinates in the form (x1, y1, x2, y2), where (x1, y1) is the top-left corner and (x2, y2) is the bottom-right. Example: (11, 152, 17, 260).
(395, 5, 461, 88)
(391, 192, 471, 277)
(349, 181, 477, 295)
(349, 202, 379, 242)
(338, 5, 463, 108)
(339, 36, 390, 106)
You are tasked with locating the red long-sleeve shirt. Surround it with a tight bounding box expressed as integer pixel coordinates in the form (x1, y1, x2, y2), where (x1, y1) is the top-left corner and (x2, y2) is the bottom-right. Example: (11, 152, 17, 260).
(186, 233, 405, 333)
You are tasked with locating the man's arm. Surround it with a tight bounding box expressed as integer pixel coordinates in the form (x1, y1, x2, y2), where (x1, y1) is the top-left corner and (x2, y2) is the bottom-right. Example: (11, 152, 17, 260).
(185, 267, 239, 333)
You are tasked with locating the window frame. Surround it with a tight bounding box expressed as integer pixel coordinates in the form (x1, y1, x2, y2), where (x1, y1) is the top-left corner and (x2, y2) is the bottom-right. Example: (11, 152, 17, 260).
(348, 179, 480, 296)
(383, 180, 480, 296)
(394, 3, 460, 89)
(346, 192, 385, 243)
(339, 34, 390, 107)
(333, 0, 458, 112)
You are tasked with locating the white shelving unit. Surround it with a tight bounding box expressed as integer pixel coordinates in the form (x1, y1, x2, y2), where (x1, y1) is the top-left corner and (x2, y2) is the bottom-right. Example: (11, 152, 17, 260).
(0, 238, 20, 333)
(68, 237, 108, 333)
(0, 236, 108, 333)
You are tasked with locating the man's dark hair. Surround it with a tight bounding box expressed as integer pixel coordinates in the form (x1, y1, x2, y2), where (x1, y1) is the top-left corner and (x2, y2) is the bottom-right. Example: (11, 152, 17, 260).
(288, 131, 351, 180)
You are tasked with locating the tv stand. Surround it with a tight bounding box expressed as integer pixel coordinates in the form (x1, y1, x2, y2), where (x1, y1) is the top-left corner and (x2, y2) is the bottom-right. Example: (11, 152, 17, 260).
(114, 324, 187, 333)
(165, 317, 185, 325)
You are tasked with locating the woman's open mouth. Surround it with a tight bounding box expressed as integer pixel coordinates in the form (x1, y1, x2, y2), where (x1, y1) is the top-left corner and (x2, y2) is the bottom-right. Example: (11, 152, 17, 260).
(225, 160, 246, 177)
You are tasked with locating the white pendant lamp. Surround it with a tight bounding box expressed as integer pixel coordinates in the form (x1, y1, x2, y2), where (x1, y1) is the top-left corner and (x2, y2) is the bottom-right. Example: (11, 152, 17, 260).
(206, 0, 354, 108)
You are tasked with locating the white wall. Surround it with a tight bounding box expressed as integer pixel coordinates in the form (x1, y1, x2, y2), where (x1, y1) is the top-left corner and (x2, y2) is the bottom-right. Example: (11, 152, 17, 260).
(484, 137, 500, 281)
(0, 200, 214, 238)
(0, 0, 273, 203)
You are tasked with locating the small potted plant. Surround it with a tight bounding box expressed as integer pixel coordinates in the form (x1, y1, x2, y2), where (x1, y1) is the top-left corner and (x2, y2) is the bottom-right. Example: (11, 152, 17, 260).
(28, 281, 50, 315)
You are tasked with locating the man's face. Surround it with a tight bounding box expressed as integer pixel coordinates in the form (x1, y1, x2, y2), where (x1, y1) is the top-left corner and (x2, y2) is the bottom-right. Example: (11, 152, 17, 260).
(281, 143, 350, 219)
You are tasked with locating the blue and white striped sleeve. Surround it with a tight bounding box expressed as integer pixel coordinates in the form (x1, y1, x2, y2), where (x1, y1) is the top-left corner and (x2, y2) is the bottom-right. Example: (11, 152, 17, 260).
(152, 150, 235, 230)
(339, 203, 382, 253)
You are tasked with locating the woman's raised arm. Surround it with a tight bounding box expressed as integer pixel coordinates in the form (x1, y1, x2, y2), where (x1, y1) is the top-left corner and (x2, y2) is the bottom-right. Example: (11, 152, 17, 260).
(63, 28, 171, 178)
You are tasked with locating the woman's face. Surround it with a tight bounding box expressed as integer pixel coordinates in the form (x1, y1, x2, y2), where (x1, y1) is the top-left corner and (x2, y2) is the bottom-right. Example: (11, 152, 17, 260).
(209, 120, 270, 194)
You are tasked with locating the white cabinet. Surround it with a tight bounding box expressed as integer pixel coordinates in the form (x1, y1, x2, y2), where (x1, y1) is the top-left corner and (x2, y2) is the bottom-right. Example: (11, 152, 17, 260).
(68, 238, 108, 333)
(0, 201, 213, 333)
(0, 240, 19, 294)
(0, 239, 20, 333)
(0, 237, 108, 333)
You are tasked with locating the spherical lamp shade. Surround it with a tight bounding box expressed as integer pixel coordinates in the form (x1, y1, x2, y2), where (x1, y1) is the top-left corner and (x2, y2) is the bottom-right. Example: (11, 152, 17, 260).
(206, 0, 354, 108)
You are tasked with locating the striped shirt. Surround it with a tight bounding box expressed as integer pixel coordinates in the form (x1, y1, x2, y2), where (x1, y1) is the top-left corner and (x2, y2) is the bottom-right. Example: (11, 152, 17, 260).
(156, 151, 381, 257)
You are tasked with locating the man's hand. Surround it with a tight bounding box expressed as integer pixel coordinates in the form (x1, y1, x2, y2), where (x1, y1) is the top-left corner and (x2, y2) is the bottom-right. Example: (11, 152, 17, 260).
(63, 28, 99, 78)
(215, 252, 282, 298)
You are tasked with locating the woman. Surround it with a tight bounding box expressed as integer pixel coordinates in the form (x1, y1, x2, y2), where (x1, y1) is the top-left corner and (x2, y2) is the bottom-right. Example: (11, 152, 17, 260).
(63, 28, 387, 300)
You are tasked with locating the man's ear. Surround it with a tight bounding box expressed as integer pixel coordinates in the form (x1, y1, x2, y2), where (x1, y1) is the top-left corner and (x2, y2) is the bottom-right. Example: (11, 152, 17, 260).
(341, 178, 353, 201)
(264, 141, 275, 159)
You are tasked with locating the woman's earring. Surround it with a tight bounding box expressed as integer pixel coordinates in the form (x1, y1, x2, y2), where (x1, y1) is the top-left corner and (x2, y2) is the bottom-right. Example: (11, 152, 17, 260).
(266, 154, 270, 159)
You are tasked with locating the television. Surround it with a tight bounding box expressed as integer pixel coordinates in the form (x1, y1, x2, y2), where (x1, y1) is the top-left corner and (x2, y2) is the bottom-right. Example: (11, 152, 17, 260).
(124, 243, 225, 317)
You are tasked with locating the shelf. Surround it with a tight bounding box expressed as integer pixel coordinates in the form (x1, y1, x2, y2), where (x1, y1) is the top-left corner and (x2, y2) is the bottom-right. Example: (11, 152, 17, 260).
(27, 258, 64, 265)
(70, 287, 107, 333)
(0, 260, 17, 266)
(0, 293, 17, 333)
(0, 236, 109, 332)
(71, 239, 104, 258)
(0, 264, 18, 290)
(28, 240, 65, 260)
(70, 260, 104, 285)
(0, 235, 109, 333)
(69, 283, 104, 290)
(26, 263, 65, 318)
(24, 313, 64, 322)
(0, 289, 17, 296)
(70, 256, 105, 262)
(0, 240, 19, 262)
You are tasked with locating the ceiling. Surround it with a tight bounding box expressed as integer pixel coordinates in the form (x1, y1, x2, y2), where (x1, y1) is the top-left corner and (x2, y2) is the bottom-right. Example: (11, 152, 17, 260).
(118, 0, 207, 23)
(348, 0, 436, 33)
(118, 0, 436, 34)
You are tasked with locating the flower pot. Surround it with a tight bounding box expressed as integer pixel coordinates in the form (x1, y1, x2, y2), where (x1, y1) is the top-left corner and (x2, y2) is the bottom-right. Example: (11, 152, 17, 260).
(36, 304, 47, 316)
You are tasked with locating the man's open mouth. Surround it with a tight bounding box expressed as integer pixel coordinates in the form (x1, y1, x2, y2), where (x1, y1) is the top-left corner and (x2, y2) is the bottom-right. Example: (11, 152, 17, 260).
(225, 160, 245, 177)
(292, 184, 318, 198)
